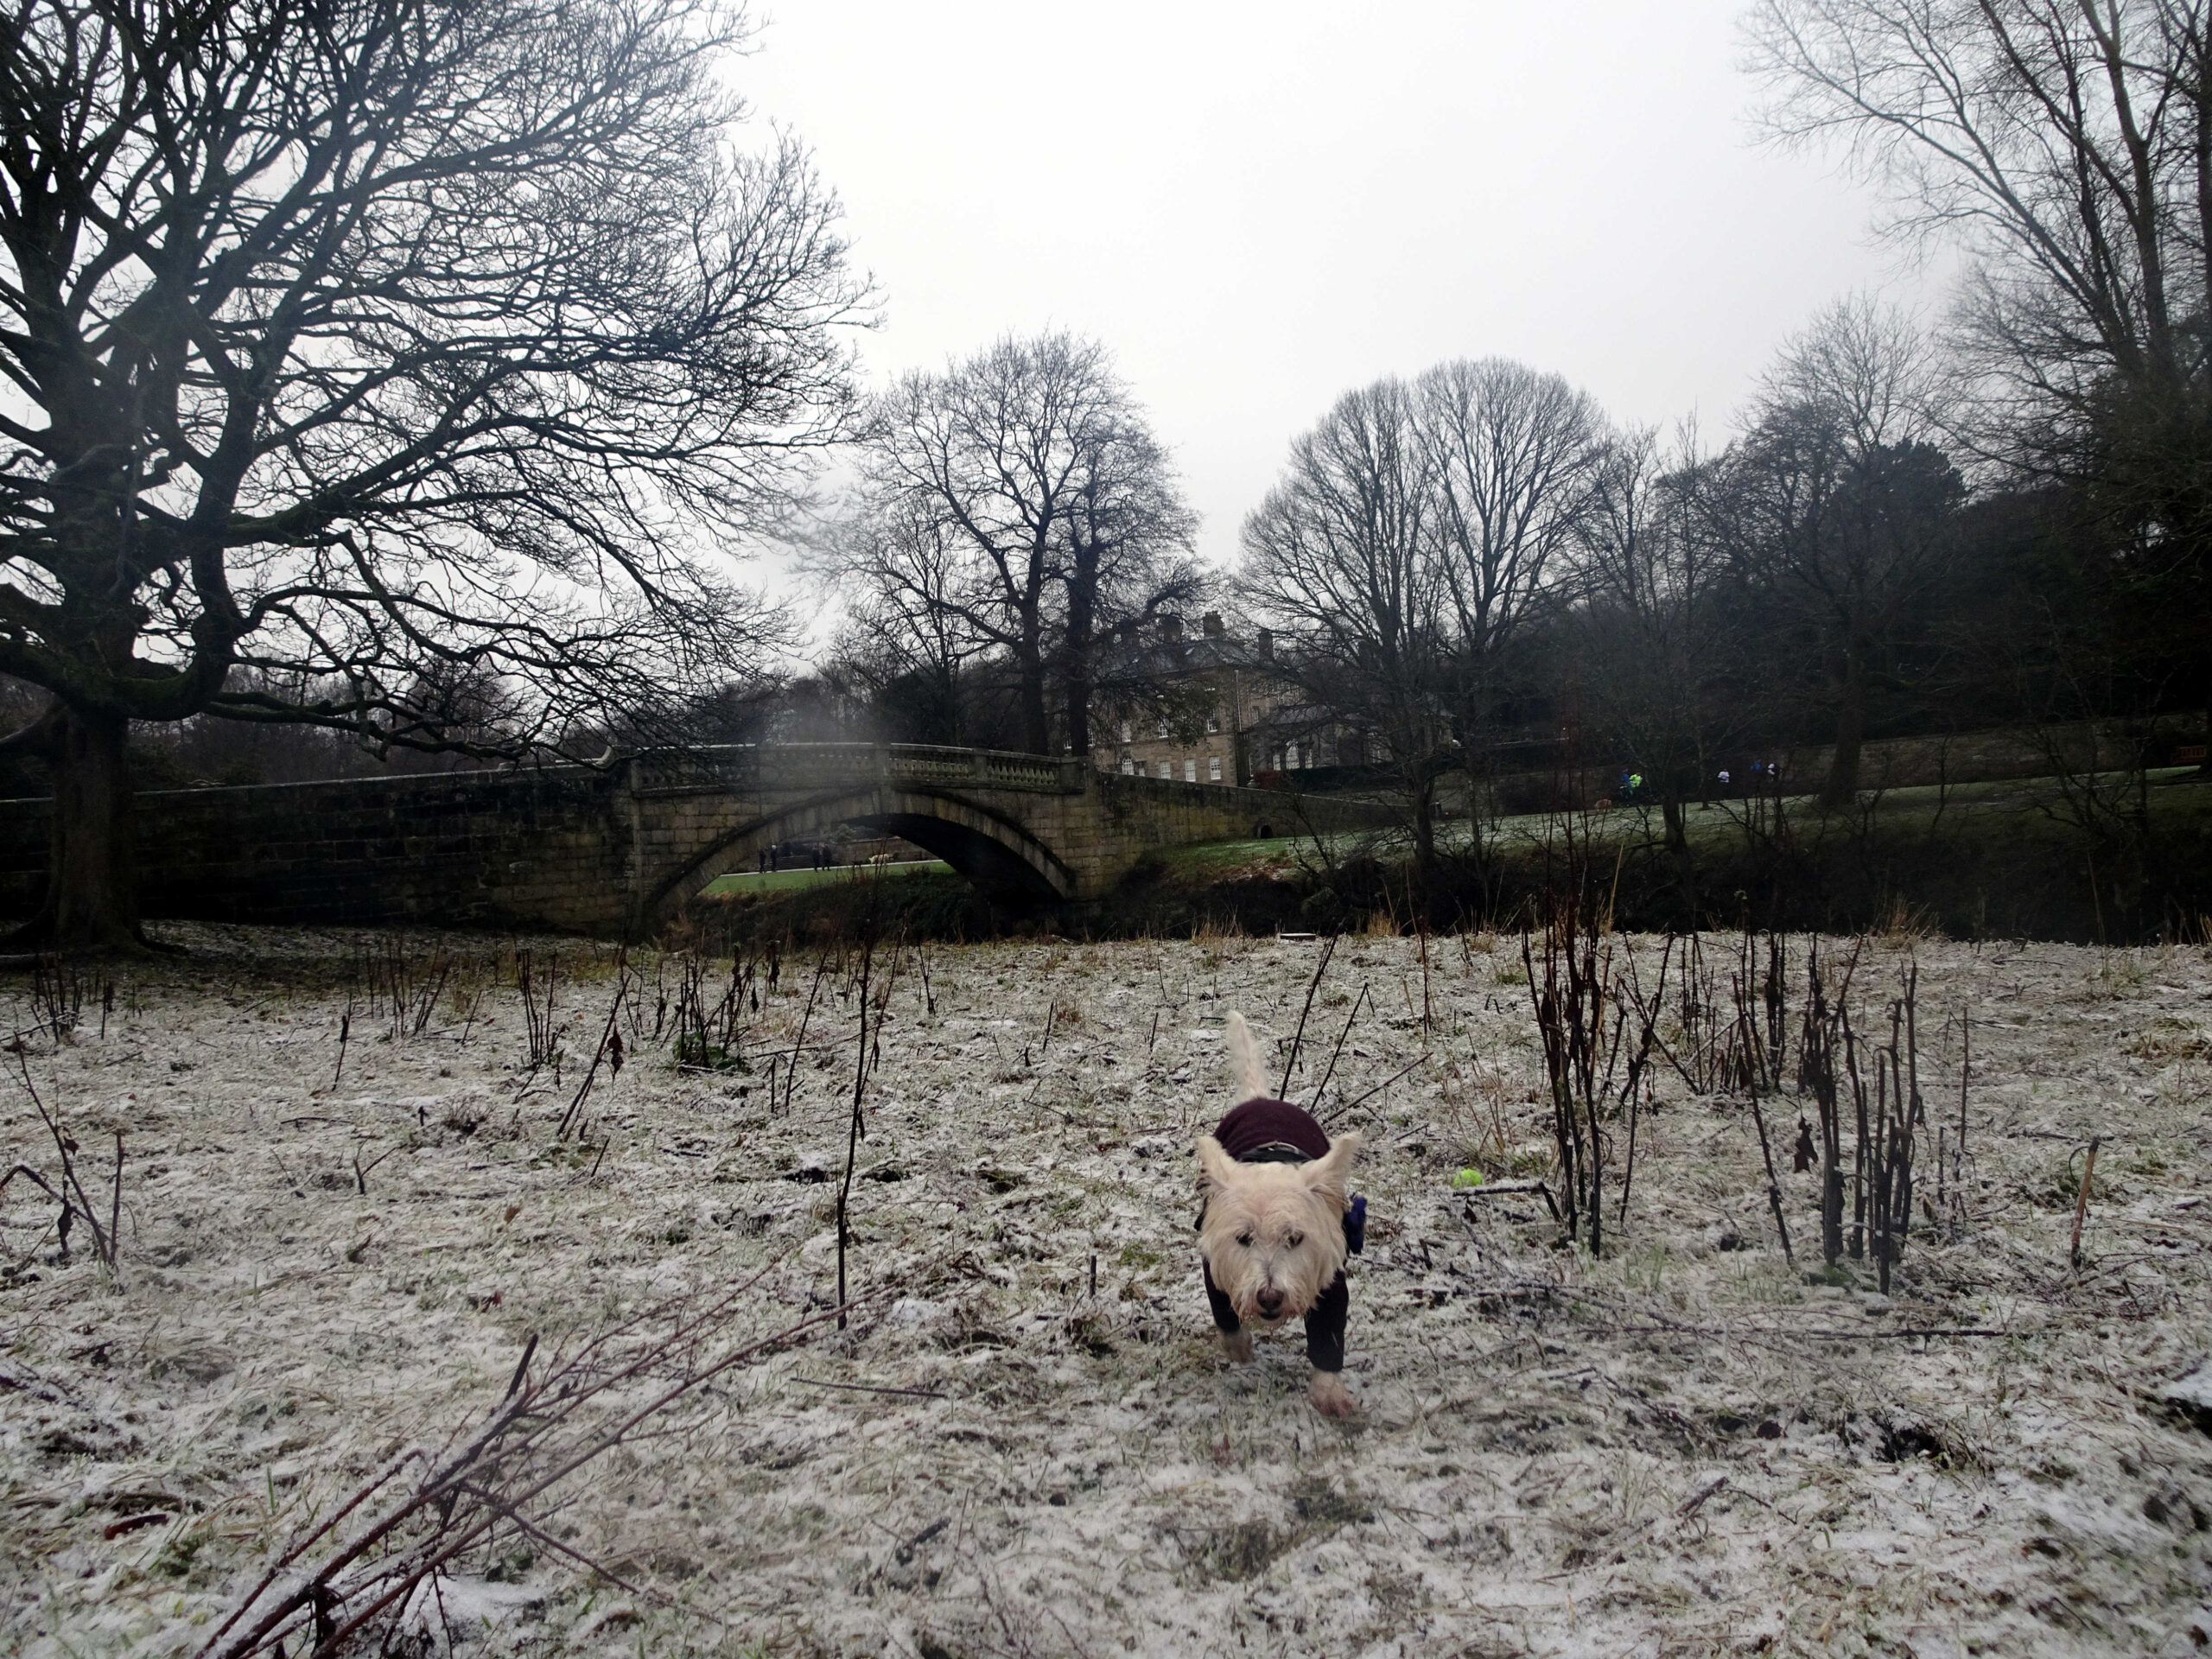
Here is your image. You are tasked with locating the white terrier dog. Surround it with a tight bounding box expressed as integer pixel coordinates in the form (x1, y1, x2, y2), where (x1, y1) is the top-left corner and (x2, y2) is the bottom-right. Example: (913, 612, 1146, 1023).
(1194, 1013, 1363, 1417)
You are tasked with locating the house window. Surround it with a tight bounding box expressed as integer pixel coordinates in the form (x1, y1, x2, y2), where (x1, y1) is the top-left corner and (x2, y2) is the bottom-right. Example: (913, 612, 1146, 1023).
(1119, 720, 1131, 743)
(1208, 755, 1222, 782)
(1120, 754, 1135, 775)
(1156, 719, 1170, 740)
(1184, 759, 1197, 782)
(1271, 748, 1284, 772)
(1158, 760, 1173, 779)
(1205, 709, 1220, 734)
(1286, 742, 1301, 770)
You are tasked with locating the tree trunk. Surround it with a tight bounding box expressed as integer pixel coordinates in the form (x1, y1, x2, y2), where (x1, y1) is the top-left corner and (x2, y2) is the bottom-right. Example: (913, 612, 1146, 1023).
(1409, 773, 1437, 893)
(1461, 755, 1497, 882)
(1063, 542, 1099, 758)
(936, 661, 963, 747)
(17, 707, 141, 951)
(1821, 640, 1867, 809)
(1064, 653, 1090, 756)
(1661, 794, 1688, 855)
(1017, 601, 1051, 754)
(1063, 607, 1092, 759)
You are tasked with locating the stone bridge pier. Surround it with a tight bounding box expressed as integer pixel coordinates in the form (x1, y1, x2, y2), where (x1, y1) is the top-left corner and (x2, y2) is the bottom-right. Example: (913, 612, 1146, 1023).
(0, 744, 1387, 938)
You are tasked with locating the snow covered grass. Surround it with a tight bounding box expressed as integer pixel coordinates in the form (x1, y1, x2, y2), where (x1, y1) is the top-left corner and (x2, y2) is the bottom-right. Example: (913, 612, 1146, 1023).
(2, 925, 2209, 1657)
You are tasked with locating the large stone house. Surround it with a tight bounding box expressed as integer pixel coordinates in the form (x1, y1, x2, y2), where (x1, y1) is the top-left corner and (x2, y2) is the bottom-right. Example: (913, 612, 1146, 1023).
(1093, 613, 1368, 787)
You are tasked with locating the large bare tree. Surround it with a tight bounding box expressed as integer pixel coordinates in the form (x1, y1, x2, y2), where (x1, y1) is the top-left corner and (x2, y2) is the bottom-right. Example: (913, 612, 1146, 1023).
(1414, 356, 1610, 801)
(1715, 300, 1964, 805)
(813, 497, 987, 746)
(842, 333, 1197, 756)
(1747, 0, 2212, 732)
(1240, 359, 1610, 877)
(1574, 425, 1744, 851)
(1239, 377, 1453, 874)
(0, 0, 861, 947)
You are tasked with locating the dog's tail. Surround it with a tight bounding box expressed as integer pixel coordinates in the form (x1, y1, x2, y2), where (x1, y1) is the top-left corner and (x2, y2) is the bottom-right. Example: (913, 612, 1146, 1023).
(1226, 1011, 1268, 1101)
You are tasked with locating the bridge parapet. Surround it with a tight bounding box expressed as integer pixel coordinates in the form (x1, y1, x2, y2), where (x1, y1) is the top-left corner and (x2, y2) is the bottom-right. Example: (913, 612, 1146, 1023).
(627, 742, 1087, 798)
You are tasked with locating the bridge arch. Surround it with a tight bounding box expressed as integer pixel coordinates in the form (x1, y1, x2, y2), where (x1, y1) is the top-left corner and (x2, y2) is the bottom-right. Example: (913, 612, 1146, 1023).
(635, 785, 1076, 931)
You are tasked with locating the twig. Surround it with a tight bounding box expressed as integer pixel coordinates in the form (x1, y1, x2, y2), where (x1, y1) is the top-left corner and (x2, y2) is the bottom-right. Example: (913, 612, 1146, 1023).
(1675, 1476, 1727, 1517)
(1319, 1052, 1430, 1127)
(1739, 994, 1795, 1270)
(197, 1268, 887, 1659)
(1277, 935, 1337, 1095)
(351, 1144, 400, 1195)
(557, 950, 630, 1140)
(11, 1055, 119, 1276)
(1308, 982, 1370, 1113)
(2070, 1135, 2102, 1268)
(791, 1376, 948, 1400)
(780, 957, 831, 1116)
(505, 1332, 539, 1400)
(836, 925, 880, 1331)
(1459, 1179, 1563, 1221)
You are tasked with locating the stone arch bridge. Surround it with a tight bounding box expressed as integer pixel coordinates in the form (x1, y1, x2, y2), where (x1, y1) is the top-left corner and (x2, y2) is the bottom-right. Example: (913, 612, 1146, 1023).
(0, 744, 1388, 938)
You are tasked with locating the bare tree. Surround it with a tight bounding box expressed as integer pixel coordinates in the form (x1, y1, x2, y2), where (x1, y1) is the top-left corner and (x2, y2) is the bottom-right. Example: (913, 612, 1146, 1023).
(1414, 357, 1611, 809)
(0, 0, 861, 947)
(1715, 300, 1964, 805)
(1575, 425, 1741, 851)
(810, 497, 987, 745)
(1059, 412, 1205, 756)
(1747, 0, 2212, 735)
(1239, 378, 1452, 874)
(844, 334, 1196, 755)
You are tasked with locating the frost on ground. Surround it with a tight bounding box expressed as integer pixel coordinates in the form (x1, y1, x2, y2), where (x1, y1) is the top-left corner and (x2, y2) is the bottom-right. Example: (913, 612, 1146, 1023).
(2, 924, 2209, 1659)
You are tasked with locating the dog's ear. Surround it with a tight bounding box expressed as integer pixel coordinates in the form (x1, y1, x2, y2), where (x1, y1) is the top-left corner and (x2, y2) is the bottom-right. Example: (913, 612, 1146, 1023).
(1197, 1135, 1240, 1192)
(1301, 1131, 1361, 1208)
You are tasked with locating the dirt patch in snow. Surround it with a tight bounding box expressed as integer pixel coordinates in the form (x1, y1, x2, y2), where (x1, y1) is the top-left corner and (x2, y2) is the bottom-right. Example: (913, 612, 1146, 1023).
(2, 925, 2210, 1657)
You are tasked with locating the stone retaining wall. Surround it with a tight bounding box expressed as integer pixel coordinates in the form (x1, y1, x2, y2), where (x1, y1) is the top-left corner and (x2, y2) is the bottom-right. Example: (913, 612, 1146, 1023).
(0, 766, 634, 933)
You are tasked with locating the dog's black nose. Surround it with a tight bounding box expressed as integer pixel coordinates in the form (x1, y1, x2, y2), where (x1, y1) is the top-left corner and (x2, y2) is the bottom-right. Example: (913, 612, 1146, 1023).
(1256, 1289, 1284, 1318)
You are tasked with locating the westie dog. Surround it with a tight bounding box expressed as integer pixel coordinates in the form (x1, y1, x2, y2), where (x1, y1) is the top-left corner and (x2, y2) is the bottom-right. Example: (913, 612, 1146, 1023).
(1194, 1013, 1363, 1417)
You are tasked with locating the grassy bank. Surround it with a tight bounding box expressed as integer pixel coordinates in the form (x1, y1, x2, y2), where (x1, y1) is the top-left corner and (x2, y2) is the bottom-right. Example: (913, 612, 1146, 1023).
(699, 858, 951, 896)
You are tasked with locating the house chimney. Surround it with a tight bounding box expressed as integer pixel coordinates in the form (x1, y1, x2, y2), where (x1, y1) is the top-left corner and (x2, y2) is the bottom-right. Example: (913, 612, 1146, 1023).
(1255, 627, 1274, 661)
(1202, 611, 1224, 638)
(1160, 614, 1183, 642)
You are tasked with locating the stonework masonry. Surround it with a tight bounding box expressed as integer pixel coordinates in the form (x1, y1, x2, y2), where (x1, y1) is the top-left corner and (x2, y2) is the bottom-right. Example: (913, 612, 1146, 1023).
(0, 744, 1389, 938)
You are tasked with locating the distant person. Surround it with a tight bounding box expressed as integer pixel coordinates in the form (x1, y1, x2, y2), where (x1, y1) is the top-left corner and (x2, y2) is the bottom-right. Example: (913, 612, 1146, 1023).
(1718, 768, 1732, 791)
(757, 849, 768, 874)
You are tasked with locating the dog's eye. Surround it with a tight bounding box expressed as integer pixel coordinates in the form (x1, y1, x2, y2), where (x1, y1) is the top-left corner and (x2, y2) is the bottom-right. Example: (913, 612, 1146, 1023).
(1287, 1230, 1304, 1247)
(1236, 1231, 1254, 1248)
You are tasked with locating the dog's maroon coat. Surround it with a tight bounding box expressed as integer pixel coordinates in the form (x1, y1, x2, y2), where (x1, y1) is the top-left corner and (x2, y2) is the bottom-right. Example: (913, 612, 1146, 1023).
(1199, 1096, 1350, 1373)
(1212, 1096, 1333, 1164)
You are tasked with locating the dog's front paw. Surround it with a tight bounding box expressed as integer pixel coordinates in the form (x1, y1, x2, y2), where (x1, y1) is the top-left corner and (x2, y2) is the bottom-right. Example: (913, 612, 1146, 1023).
(1309, 1371, 1357, 1417)
(1219, 1331, 1254, 1364)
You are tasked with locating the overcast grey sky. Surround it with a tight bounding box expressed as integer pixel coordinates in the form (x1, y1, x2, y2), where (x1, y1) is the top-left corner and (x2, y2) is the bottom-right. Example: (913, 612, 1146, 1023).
(741, 1, 1938, 572)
